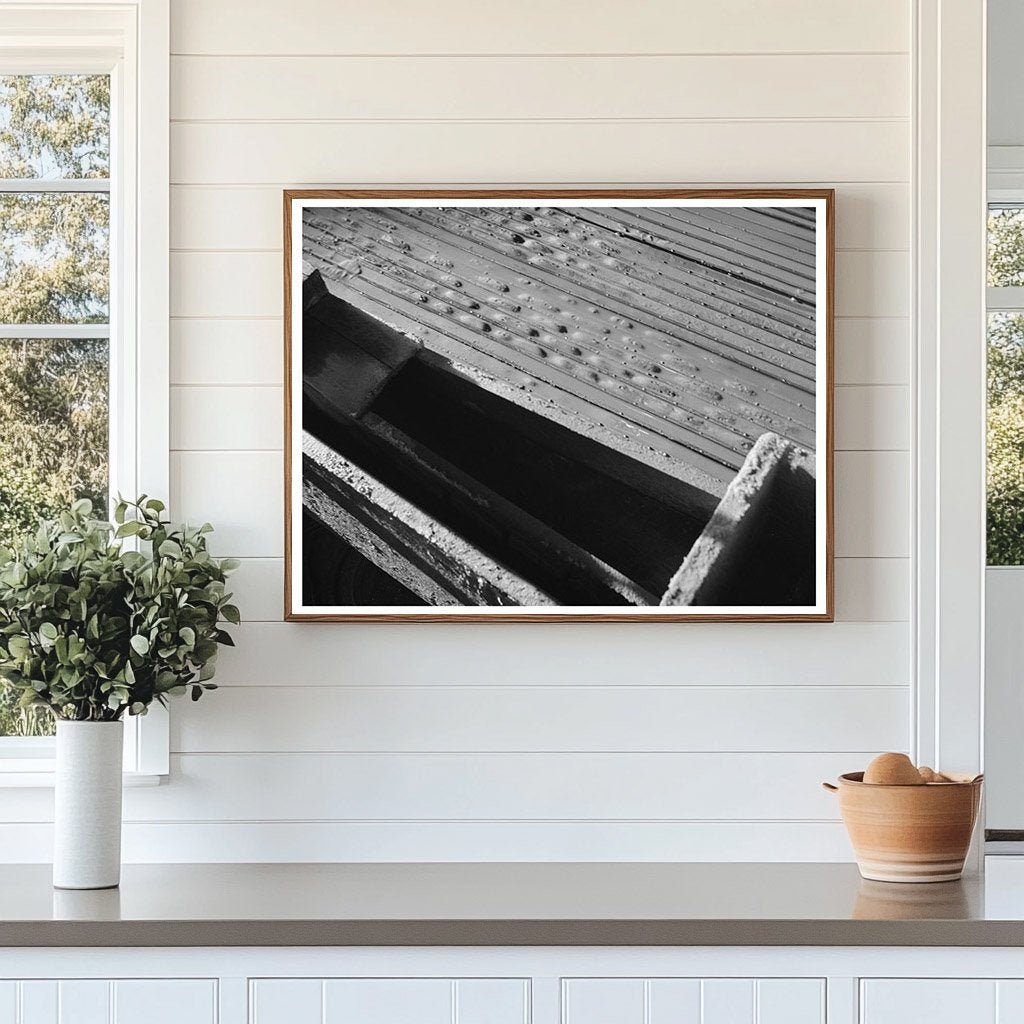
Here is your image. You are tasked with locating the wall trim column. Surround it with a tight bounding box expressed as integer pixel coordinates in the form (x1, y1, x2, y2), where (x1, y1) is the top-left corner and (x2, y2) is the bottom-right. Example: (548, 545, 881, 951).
(914, 0, 987, 775)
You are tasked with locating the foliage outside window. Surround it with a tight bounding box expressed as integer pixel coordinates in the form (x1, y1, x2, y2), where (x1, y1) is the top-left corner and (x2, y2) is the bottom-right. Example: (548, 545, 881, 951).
(987, 208, 1024, 565)
(0, 75, 110, 736)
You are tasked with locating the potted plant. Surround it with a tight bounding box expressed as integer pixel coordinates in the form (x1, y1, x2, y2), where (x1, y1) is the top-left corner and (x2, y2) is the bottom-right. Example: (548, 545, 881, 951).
(0, 497, 239, 889)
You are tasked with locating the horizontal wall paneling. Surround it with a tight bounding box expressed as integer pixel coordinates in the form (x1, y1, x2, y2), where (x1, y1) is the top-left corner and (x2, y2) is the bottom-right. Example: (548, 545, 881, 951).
(170, 684, 909, 754)
(18, 0, 915, 863)
(170, 121, 909, 186)
(204, 620, 910, 687)
(170, 0, 910, 56)
(171, 55, 908, 122)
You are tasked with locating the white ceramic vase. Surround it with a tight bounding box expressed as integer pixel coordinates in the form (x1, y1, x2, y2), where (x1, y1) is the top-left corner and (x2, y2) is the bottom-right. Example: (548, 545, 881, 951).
(53, 720, 124, 890)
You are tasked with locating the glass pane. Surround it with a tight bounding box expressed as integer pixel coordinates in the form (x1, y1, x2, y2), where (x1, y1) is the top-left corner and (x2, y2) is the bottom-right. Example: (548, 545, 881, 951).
(988, 312, 1024, 565)
(0, 691, 53, 737)
(0, 74, 109, 179)
(0, 192, 108, 324)
(0, 338, 108, 738)
(989, 207, 1024, 288)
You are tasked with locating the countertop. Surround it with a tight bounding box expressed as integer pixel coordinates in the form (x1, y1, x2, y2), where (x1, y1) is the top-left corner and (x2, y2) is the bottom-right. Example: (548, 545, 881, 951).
(5, 861, 1024, 947)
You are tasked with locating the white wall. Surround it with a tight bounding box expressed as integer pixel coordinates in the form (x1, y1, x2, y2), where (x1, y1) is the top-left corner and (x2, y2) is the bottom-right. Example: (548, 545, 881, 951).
(5, 0, 915, 861)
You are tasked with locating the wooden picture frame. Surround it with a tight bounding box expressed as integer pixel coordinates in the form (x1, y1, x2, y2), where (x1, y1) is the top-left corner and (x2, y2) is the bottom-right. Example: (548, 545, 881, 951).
(284, 189, 834, 622)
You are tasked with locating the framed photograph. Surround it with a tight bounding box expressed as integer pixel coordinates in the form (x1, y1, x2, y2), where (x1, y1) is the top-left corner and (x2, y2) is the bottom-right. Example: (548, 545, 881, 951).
(284, 189, 834, 622)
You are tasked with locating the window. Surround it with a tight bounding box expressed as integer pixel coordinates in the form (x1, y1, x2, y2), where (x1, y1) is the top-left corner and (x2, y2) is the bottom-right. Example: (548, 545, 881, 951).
(986, 206, 1024, 566)
(0, 3, 169, 778)
(0, 74, 111, 738)
(985, 199, 1024, 838)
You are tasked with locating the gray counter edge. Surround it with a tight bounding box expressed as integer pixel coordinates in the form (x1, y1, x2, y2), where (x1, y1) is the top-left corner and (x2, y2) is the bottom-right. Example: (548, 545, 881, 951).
(4, 919, 1024, 948)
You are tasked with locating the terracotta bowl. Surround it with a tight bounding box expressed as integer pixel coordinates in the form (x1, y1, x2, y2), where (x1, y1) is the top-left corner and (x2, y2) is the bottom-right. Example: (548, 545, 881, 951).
(823, 772, 983, 883)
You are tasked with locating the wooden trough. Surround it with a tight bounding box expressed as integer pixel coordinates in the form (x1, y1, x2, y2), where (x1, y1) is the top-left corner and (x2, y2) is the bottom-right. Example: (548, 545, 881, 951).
(300, 274, 817, 609)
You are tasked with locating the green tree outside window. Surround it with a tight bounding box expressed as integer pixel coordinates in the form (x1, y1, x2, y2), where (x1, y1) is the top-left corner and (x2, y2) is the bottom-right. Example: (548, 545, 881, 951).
(0, 75, 110, 736)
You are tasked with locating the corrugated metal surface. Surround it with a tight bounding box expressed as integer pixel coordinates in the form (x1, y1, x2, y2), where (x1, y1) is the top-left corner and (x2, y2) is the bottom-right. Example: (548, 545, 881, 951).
(303, 204, 817, 484)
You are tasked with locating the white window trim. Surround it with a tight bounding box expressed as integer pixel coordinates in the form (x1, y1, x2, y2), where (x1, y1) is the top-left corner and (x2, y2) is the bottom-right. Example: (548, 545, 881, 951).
(913, 0, 987, 804)
(0, 0, 169, 783)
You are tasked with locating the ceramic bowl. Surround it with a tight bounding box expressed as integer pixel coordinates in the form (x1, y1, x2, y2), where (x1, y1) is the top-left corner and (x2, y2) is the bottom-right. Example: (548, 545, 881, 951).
(823, 772, 983, 883)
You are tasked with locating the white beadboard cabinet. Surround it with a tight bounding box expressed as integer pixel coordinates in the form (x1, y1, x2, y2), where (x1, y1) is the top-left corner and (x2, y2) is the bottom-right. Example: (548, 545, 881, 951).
(860, 980, 1024, 1023)
(251, 979, 530, 1024)
(6, 949, 1024, 1024)
(561, 978, 825, 1024)
(0, 979, 217, 1024)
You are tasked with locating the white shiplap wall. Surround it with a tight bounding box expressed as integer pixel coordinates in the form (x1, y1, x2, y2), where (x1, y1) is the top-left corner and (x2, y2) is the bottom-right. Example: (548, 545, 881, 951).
(3, 0, 915, 861)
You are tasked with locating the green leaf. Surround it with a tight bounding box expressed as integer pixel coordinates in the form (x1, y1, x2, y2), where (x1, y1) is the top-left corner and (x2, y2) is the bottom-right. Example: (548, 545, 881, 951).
(130, 634, 150, 656)
(158, 539, 183, 559)
(39, 622, 58, 641)
(194, 639, 218, 662)
(8, 635, 30, 657)
(121, 550, 145, 571)
(220, 604, 241, 625)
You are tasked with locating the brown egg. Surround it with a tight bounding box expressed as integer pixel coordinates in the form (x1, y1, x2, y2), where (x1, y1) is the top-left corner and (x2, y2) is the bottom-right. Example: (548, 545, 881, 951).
(863, 752, 925, 786)
(918, 766, 938, 783)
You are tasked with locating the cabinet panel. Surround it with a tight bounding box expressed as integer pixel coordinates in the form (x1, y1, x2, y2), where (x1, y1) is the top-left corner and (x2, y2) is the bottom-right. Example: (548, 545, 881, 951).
(997, 980, 1024, 1020)
(251, 980, 322, 1024)
(113, 981, 217, 1024)
(563, 978, 824, 1024)
(563, 980, 645, 1024)
(0, 981, 216, 1024)
(251, 979, 528, 1024)
(0, 983, 16, 1024)
(861, 980, 996, 1023)
(455, 980, 529, 1024)
(862, 980, 1024, 1024)
(757, 980, 825, 1024)
(58, 982, 109, 1024)
(323, 980, 451, 1024)
(701, 979, 754, 1024)
(18, 984, 56, 1024)
(648, 980, 702, 1022)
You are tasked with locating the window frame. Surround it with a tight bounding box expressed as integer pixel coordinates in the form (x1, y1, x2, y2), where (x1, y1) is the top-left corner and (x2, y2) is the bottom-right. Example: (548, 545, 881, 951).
(914, 0, 987, 788)
(983, 194, 1024, 838)
(987, 202, 1024, 311)
(0, 0, 169, 783)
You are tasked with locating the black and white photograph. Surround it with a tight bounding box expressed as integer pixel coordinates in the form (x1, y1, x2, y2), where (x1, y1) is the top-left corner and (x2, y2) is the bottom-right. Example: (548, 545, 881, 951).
(285, 191, 833, 621)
